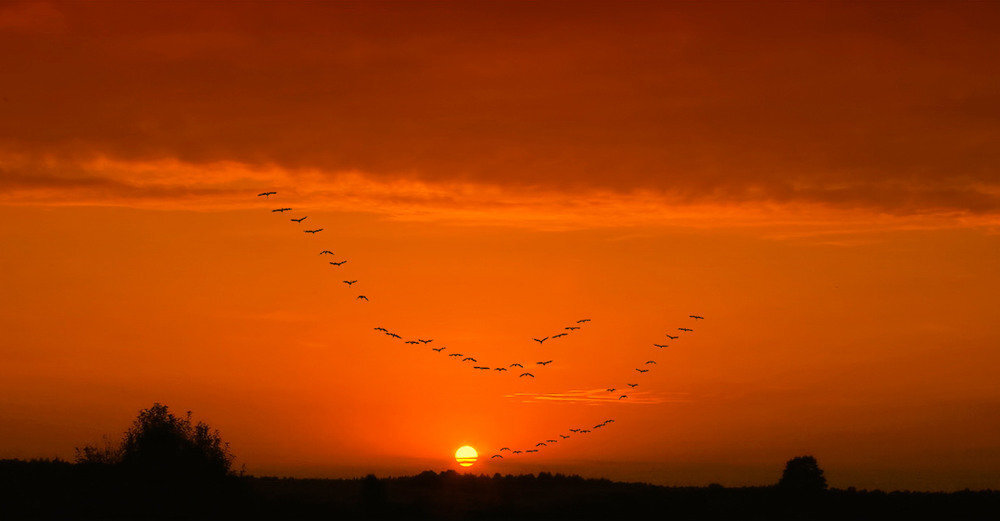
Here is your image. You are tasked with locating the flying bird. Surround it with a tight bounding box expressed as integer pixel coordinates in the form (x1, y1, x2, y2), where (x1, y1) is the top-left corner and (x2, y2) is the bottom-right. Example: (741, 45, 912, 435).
(665, 334, 678, 340)
(499, 447, 510, 452)
(690, 315, 704, 320)
(257, 191, 277, 197)
(594, 424, 604, 429)
(291, 216, 307, 223)
(619, 395, 628, 400)
(388, 333, 401, 339)
(491, 455, 502, 459)
(356, 295, 368, 301)
(272, 208, 292, 212)
(512, 450, 523, 454)
(577, 319, 591, 323)
(627, 383, 639, 388)
(569, 429, 580, 433)
(526, 449, 538, 453)
(551, 333, 568, 338)
(473, 366, 490, 370)
(462, 357, 477, 362)
(560, 434, 570, 439)
(304, 229, 324, 234)
(519, 373, 534, 378)
(418, 339, 433, 344)
(536, 360, 553, 366)
(579, 429, 591, 434)
(535, 443, 547, 447)
(494, 367, 507, 371)
(319, 250, 334, 255)
(533, 337, 548, 344)
(448, 353, 463, 357)
(343, 280, 358, 286)
(509, 363, 523, 368)
(565, 326, 580, 331)
(653, 343, 668, 348)
(330, 261, 347, 266)
(405, 340, 419, 345)
(604, 419, 615, 424)
(431, 347, 445, 352)
(678, 327, 693, 332)
(605, 388, 616, 392)
(645, 360, 657, 365)
(546, 439, 557, 443)
(635, 368, 649, 373)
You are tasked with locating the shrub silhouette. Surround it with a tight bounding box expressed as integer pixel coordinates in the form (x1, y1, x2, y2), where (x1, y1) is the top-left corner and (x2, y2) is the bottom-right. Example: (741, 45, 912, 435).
(777, 455, 827, 493)
(76, 403, 234, 478)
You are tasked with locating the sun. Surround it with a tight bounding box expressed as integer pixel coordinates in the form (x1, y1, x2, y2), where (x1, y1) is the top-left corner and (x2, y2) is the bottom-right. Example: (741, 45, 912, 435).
(455, 445, 477, 467)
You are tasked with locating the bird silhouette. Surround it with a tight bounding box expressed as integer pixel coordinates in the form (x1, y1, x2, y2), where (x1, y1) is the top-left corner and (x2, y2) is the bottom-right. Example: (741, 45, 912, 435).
(569, 428, 580, 432)
(594, 424, 604, 429)
(653, 343, 668, 348)
(431, 347, 445, 352)
(519, 372, 535, 378)
(536, 360, 553, 366)
(509, 363, 523, 368)
(533, 337, 548, 344)
(448, 353, 463, 357)
(319, 250, 334, 255)
(535, 443, 547, 447)
(257, 191, 277, 197)
(619, 395, 628, 400)
(560, 434, 570, 439)
(494, 367, 507, 371)
(418, 339, 433, 344)
(577, 319, 591, 323)
(512, 450, 523, 454)
(291, 216, 307, 223)
(690, 315, 704, 320)
(405, 340, 419, 345)
(343, 280, 358, 286)
(635, 368, 649, 373)
(526, 449, 538, 453)
(579, 429, 591, 433)
(272, 208, 292, 212)
(546, 439, 557, 443)
(678, 327, 693, 332)
(565, 326, 580, 331)
(627, 383, 639, 388)
(374, 327, 386, 332)
(389, 333, 401, 339)
(356, 295, 368, 301)
(665, 334, 678, 340)
(304, 228, 323, 233)
(462, 357, 477, 362)
(491, 454, 502, 459)
(645, 360, 657, 365)
(606, 388, 616, 392)
(499, 447, 510, 451)
(330, 261, 347, 266)
(605, 419, 615, 423)
(552, 333, 568, 338)
(474, 366, 490, 370)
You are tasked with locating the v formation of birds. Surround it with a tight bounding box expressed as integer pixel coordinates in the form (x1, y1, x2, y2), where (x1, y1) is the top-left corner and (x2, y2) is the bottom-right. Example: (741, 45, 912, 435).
(257, 192, 706, 463)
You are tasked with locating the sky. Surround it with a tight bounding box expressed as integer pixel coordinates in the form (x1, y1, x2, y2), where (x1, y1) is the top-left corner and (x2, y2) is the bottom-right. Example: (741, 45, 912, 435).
(1, 1, 999, 491)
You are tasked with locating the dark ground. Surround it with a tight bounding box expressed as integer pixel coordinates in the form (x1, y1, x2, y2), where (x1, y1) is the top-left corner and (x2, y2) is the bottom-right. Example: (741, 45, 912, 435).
(2, 459, 998, 520)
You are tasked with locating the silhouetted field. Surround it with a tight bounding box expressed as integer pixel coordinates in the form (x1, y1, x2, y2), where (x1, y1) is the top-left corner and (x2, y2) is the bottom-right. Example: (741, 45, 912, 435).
(3, 459, 999, 520)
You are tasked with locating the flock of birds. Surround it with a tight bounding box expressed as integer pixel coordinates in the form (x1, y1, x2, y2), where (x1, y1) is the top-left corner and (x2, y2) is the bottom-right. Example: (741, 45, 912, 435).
(257, 191, 706, 465)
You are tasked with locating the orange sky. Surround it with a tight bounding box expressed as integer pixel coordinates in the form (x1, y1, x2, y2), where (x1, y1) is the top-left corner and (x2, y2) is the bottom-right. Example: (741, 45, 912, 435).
(1, 2, 999, 491)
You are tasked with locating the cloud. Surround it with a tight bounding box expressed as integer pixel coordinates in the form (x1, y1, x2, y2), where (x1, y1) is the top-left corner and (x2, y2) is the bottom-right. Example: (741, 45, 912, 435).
(2, 3, 999, 229)
(506, 389, 690, 406)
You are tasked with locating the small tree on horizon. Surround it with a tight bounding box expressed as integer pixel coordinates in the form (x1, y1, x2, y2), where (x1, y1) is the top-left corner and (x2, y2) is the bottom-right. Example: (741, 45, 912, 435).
(778, 455, 827, 493)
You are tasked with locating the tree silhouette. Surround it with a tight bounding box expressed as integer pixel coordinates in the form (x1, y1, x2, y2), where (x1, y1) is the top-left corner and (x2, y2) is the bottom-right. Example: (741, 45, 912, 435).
(76, 403, 234, 478)
(777, 455, 827, 493)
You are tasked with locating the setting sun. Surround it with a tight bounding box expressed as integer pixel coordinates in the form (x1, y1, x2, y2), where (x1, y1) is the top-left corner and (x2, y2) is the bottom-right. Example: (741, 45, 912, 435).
(455, 446, 478, 467)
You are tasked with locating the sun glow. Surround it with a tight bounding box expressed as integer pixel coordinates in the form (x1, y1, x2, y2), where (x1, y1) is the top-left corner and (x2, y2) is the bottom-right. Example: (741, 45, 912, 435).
(455, 445, 478, 467)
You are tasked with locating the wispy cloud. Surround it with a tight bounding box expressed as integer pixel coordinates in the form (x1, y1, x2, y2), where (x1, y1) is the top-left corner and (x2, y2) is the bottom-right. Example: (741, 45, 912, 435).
(506, 388, 691, 405)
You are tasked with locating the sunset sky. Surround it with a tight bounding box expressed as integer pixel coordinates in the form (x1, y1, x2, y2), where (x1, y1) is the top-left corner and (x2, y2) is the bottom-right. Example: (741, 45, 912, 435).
(2, 1, 999, 491)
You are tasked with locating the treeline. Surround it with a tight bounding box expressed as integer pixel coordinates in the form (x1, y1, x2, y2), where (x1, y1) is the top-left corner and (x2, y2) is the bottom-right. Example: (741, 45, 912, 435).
(2, 404, 998, 520)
